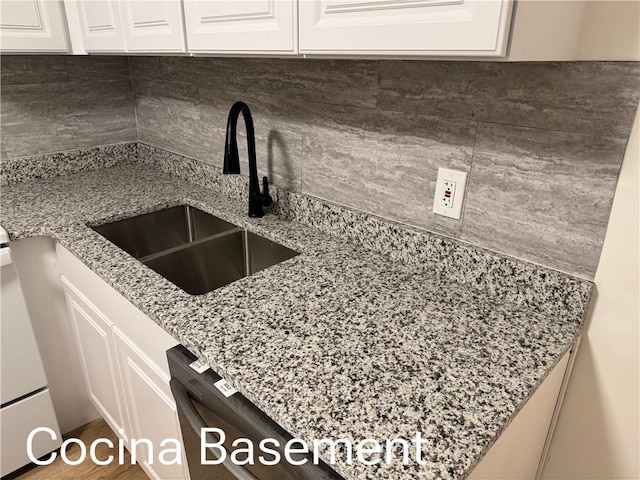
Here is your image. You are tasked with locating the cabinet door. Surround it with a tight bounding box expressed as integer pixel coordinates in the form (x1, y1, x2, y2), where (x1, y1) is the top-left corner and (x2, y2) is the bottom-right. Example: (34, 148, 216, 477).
(61, 276, 128, 441)
(0, 0, 69, 52)
(76, 0, 126, 52)
(113, 327, 189, 480)
(184, 0, 296, 54)
(299, 0, 513, 57)
(120, 0, 186, 53)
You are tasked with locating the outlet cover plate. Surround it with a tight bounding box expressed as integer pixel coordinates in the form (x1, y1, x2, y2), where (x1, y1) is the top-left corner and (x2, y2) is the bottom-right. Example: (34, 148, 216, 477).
(433, 168, 468, 220)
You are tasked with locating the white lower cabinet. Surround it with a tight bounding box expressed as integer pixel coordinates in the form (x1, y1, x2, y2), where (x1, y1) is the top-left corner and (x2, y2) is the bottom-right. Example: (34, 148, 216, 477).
(62, 277, 128, 440)
(113, 326, 187, 480)
(57, 244, 188, 480)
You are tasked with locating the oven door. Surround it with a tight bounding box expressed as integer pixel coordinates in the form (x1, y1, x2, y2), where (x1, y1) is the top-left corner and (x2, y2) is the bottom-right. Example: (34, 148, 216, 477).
(170, 377, 340, 480)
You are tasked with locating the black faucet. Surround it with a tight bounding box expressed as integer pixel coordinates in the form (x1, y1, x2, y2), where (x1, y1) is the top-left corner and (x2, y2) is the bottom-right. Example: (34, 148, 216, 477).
(223, 101, 272, 218)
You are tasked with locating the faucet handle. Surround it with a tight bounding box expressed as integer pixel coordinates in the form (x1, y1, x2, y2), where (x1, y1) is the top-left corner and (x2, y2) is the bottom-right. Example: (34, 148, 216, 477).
(262, 176, 273, 207)
(248, 177, 273, 218)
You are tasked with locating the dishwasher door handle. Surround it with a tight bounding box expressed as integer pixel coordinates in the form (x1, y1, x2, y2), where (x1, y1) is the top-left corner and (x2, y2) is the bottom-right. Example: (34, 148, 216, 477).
(170, 378, 260, 480)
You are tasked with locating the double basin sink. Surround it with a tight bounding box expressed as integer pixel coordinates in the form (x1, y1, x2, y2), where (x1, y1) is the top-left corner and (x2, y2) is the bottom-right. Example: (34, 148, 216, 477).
(92, 205, 299, 295)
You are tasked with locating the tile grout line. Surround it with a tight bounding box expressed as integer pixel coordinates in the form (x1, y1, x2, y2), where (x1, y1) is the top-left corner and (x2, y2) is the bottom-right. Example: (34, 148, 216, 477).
(459, 120, 481, 238)
(127, 56, 141, 147)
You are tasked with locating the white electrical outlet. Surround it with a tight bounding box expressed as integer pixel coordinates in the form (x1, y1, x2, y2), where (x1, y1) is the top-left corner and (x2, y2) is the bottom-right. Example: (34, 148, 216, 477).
(441, 180, 456, 208)
(433, 168, 467, 220)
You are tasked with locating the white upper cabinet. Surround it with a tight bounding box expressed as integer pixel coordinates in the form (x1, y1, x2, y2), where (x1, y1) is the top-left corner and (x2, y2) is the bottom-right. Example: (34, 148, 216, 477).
(184, 0, 296, 54)
(120, 0, 186, 52)
(74, 0, 185, 53)
(2, 1, 630, 60)
(298, 0, 513, 57)
(75, 0, 126, 52)
(0, 0, 69, 53)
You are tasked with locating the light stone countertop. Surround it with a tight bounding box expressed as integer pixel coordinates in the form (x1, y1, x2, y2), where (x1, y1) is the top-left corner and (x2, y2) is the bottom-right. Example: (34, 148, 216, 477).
(0, 161, 591, 480)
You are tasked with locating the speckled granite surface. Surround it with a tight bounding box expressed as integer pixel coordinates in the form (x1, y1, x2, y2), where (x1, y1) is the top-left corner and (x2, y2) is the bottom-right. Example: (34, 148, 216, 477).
(0, 142, 137, 186)
(0, 160, 592, 480)
(278, 189, 592, 324)
(138, 142, 592, 324)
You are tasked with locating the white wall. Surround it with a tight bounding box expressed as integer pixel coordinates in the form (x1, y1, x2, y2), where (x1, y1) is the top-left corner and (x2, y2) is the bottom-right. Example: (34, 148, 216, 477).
(508, 0, 639, 62)
(542, 108, 639, 478)
(577, 0, 640, 61)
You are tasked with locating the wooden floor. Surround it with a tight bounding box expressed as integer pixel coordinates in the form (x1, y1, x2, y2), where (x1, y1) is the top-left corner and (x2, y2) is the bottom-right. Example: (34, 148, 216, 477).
(8, 418, 149, 480)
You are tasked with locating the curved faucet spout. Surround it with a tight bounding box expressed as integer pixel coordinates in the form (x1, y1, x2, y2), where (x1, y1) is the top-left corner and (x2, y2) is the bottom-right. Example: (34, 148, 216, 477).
(223, 101, 272, 218)
(223, 101, 253, 174)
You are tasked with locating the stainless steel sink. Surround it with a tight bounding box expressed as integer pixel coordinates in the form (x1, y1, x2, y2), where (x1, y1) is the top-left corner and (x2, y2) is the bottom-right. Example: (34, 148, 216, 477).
(91, 205, 299, 295)
(92, 205, 237, 259)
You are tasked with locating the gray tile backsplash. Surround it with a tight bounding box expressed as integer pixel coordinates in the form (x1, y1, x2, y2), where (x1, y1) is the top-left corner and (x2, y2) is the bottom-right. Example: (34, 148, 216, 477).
(378, 61, 640, 138)
(133, 78, 207, 161)
(1, 55, 638, 278)
(127, 57, 638, 277)
(238, 58, 380, 109)
(0, 56, 137, 159)
(462, 123, 627, 278)
(300, 111, 475, 237)
(1, 56, 69, 85)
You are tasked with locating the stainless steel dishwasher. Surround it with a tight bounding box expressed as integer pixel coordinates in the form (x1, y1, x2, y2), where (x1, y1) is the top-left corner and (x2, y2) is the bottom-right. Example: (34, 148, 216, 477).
(167, 345, 343, 480)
